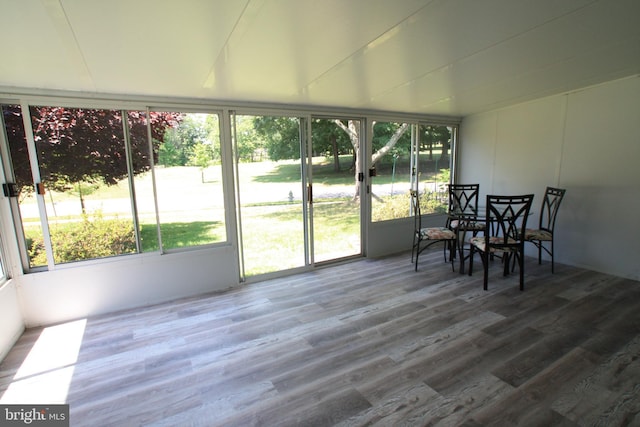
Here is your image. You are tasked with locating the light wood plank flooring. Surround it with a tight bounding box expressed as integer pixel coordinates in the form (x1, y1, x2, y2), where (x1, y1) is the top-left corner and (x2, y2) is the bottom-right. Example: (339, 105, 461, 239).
(1, 251, 639, 426)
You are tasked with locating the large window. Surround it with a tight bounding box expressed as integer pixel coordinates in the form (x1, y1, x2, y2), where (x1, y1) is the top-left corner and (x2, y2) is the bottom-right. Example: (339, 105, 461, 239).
(1, 98, 458, 274)
(371, 122, 455, 222)
(2, 105, 227, 268)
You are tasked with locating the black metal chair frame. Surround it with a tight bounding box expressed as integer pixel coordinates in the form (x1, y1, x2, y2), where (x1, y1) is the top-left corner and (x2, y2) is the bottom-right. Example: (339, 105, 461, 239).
(411, 190, 456, 272)
(469, 194, 534, 290)
(525, 187, 566, 273)
(448, 184, 480, 219)
(446, 183, 485, 272)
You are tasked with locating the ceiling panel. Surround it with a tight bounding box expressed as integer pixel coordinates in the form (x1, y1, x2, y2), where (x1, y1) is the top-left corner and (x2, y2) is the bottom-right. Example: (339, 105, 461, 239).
(206, 0, 433, 101)
(61, 0, 249, 97)
(0, 0, 638, 116)
(0, 0, 95, 91)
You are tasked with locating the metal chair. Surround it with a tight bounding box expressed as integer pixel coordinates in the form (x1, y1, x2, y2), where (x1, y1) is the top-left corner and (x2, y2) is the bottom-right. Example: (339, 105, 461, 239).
(469, 194, 534, 290)
(446, 184, 485, 273)
(411, 190, 456, 272)
(447, 184, 485, 234)
(524, 187, 566, 273)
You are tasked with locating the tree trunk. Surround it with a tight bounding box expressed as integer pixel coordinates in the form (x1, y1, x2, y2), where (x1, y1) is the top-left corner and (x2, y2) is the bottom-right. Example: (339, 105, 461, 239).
(331, 135, 340, 172)
(78, 183, 86, 214)
(439, 139, 450, 165)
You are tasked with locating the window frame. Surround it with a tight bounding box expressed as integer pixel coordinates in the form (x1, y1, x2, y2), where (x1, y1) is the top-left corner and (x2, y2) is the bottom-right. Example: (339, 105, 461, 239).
(368, 117, 459, 223)
(0, 94, 460, 273)
(2, 101, 233, 271)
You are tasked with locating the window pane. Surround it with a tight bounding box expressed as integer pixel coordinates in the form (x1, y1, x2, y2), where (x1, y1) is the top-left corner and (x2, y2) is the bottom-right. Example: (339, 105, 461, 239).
(370, 121, 412, 222)
(235, 114, 306, 276)
(2, 104, 47, 268)
(416, 124, 452, 215)
(310, 118, 361, 262)
(127, 111, 160, 252)
(151, 111, 226, 250)
(370, 122, 452, 221)
(30, 106, 138, 264)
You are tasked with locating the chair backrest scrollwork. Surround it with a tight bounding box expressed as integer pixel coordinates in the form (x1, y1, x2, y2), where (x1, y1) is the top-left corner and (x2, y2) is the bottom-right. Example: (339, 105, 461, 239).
(486, 194, 535, 249)
(539, 187, 566, 233)
(448, 184, 480, 215)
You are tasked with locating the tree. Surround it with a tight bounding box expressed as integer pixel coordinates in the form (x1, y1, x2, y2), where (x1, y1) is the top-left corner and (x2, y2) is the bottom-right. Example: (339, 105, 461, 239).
(188, 142, 215, 183)
(2, 105, 181, 205)
(158, 140, 184, 166)
(158, 113, 221, 167)
(420, 125, 451, 164)
(252, 116, 301, 161)
(235, 115, 264, 162)
(334, 119, 409, 201)
(311, 119, 353, 172)
(250, 116, 410, 201)
(251, 116, 353, 171)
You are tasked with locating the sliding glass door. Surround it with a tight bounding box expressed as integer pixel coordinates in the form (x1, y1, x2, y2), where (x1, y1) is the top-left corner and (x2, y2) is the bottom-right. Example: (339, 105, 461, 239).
(308, 118, 362, 263)
(232, 114, 364, 278)
(232, 114, 308, 277)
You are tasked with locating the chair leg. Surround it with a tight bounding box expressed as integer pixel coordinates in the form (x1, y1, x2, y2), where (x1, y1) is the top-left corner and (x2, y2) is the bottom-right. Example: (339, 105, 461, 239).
(550, 240, 555, 274)
(448, 241, 455, 272)
(411, 235, 417, 263)
(442, 242, 448, 263)
(519, 250, 525, 291)
(482, 251, 489, 291)
(503, 252, 510, 277)
(538, 241, 542, 265)
(468, 245, 474, 276)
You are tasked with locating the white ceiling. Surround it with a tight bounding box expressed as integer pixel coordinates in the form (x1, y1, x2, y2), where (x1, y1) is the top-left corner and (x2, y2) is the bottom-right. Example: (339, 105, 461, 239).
(1, 0, 639, 117)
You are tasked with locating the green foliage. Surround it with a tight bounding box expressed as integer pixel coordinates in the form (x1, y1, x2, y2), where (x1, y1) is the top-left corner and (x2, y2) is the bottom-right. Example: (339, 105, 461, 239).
(187, 142, 215, 168)
(372, 191, 447, 222)
(28, 213, 136, 265)
(158, 140, 185, 166)
(159, 113, 221, 166)
(3, 106, 180, 195)
(372, 121, 411, 154)
(139, 221, 224, 251)
(250, 116, 355, 166)
(235, 115, 264, 162)
(252, 116, 301, 160)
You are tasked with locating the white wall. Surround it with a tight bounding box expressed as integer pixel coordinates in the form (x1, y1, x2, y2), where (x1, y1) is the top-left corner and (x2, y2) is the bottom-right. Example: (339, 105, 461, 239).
(0, 280, 25, 361)
(15, 245, 240, 327)
(459, 75, 640, 280)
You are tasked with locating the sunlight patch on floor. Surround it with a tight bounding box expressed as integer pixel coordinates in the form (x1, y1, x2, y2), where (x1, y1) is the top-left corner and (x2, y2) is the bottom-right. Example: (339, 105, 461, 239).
(1, 319, 86, 404)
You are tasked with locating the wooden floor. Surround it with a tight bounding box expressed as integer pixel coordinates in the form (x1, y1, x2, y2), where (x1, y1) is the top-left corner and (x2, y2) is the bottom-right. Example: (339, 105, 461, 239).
(1, 251, 640, 426)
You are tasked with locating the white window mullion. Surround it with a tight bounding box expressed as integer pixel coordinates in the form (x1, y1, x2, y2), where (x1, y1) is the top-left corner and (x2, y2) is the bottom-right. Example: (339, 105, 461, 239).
(145, 107, 164, 253)
(229, 111, 245, 281)
(20, 102, 56, 269)
(121, 110, 143, 253)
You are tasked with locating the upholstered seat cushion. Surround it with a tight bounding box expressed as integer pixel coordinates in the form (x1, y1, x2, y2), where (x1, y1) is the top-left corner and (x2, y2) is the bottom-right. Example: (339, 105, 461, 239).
(524, 228, 553, 241)
(449, 220, 485, 230)
(470, 236, 517, 252)
(420, 227, 456, 240)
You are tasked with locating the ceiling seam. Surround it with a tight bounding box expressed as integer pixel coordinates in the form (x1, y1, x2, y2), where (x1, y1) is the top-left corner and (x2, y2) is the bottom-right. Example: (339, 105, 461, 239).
(41, 0, 95, 91)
